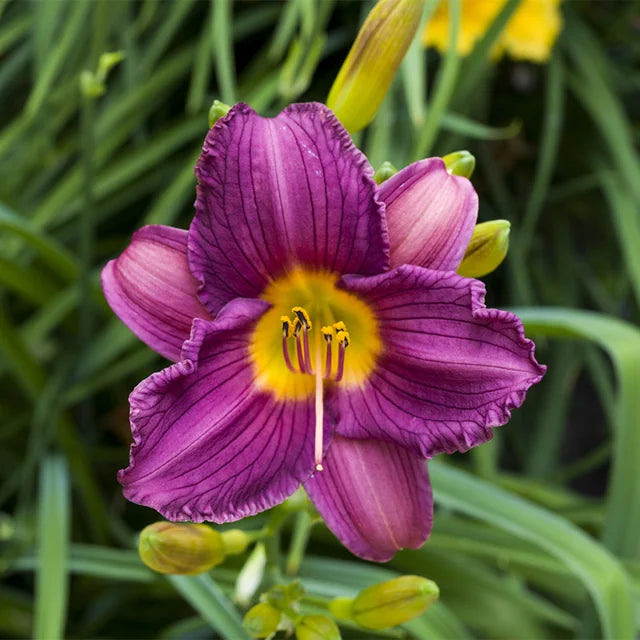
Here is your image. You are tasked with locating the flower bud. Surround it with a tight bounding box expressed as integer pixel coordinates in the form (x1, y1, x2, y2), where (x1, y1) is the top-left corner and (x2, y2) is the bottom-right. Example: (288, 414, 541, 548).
(328, 597, 353, 622)
(295, 615, 341, 640)
(221, 529, 251, 555)
(80, 51, 124, 99)
(235, 542, 267, 607)
(138, 522, 225, 575)
(457, 219, 511, 278)
(442, 150, 476, 179)
(373, 161, 398, 185)
(209, 100, 231, 128)
(242, 603, 281, 638)
(350, 575, 439, 630)
(327, 0, 424, 133)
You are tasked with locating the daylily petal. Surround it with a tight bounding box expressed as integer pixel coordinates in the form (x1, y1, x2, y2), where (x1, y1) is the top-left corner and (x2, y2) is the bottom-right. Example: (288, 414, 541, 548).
(189, 102, 389, 314)
(304, 435, 432, 562)
(381, 158, 478, 271)
(119, 298, 327, 522)
(332, 265, 545, 458)
(101, 225, 213, 362)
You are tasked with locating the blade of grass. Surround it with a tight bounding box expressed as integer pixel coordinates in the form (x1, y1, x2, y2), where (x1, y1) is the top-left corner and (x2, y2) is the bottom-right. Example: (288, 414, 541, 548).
(34, 455, 70, 640)
(168, 574, 249, 640)
(516, 308, 640, 565)
(450, 0, 520, 108)
(564, 16, 640, 203)
(525, 342, 582, 476)
(441, 111, 520, 140)
(25, 0, 90, 117)
(597, 170, 640, 309)
(414, 0, 460, 158)
(211, 0, 236, 104)
(0, 203, 78, 280)
(429, 460, 634, 639)
(0, 11, 30, 55)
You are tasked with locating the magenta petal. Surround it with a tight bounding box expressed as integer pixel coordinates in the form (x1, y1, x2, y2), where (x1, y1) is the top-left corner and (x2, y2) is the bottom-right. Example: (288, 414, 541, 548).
(189, 102, 389, 314)
(304, 436, 433, 562)
(333, 265, 546, 458)
(119, 298, 323, 522)
(101, 225, 213, 362)
(381, 158, 478, 271)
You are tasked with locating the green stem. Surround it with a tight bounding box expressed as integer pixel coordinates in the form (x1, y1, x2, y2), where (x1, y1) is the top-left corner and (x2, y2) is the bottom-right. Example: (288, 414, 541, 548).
(413, 0, 460, 159)
(211, 0, 237, 104)
(286, 511, 313, 576)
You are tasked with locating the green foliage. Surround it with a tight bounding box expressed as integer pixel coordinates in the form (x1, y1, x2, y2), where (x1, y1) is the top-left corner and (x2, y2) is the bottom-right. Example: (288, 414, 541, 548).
(1, 1, 639, 638)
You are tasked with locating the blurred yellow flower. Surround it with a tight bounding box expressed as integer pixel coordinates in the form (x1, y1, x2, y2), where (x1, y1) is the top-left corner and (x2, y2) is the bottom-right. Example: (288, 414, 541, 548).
(423, 0, 562, 63)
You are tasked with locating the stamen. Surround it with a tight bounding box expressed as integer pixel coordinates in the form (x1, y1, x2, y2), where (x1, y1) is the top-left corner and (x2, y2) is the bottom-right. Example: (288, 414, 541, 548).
(293, 319, 307, 374)
(292, 306, 312, 330)
(335, 329, 349, 382)
(321, 326, 334, 379)
(292, 306, 313, 374)
(314, 340, 324, 471)
(280, 316, 296, 373)
(302, 326, 314, 375)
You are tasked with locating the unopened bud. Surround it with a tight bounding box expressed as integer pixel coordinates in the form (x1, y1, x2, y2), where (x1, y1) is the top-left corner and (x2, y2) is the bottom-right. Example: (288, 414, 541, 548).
(235, 542, 267, 607)
(328, 597, 353, 621)
(209, 100, 231, 128)
(457, 219, 511, 278)
(221, 529, 251, 555)
(442, 150, 476, 179)
(80, 51, 124, 99)
(243, 603, 281, 638)
(327, 0, 424, 132)
(138, 522, 225, 575)
(373, 161, 398, 185)
(295, 615, 341, 640)
(350, 575, 439, 630)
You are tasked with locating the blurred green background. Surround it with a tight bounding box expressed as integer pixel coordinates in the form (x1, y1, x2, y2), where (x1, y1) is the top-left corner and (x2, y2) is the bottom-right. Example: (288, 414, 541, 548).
(1, 0, 640, 638)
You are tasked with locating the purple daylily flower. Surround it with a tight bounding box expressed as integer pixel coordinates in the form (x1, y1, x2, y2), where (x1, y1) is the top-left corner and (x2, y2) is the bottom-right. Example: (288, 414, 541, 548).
(102, 103, 545, 562)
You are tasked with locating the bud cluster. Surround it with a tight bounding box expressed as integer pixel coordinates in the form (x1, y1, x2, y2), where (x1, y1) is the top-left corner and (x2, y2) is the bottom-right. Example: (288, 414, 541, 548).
(241, 574, 439, 639)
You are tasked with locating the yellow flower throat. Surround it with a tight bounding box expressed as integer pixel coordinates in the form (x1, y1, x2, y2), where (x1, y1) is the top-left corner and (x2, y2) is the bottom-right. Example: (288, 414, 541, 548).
(250, 268, 381, 470)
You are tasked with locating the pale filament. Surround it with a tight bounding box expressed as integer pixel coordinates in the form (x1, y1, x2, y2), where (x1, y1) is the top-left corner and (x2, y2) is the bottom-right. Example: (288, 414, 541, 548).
(314, 342, 324, 471)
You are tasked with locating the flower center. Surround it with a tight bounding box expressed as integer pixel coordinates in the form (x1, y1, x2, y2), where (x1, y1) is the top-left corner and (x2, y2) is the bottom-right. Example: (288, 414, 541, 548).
(250, 268, 381, 469)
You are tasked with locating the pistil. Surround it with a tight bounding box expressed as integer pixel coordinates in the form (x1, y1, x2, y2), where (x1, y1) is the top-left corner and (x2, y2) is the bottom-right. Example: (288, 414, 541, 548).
(314, 342, 324, 471)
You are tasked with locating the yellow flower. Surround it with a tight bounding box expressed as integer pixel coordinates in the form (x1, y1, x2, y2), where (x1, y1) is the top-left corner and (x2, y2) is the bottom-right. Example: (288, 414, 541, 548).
(423, 0, 562, 63)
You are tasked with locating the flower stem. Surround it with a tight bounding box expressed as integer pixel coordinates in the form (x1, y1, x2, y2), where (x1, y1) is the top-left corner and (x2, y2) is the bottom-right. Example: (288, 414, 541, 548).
(286, 510, 313, 576)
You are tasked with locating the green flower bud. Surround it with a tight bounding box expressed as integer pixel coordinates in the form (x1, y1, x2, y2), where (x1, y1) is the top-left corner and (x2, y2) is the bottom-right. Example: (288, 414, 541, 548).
(138, 522, 225, 575)
(209, 100, 231, 128)
(327, 0, 424, 133)
(221, 529, 251, 555)
(243, 603, 281, 638)
(235, 542, 267, 607)
(80, 50, 124, 99)
(350, 575, 439, 630)
(373, 161, 398, 185)
(457, 219, 511, 278)
(295, 615, 341, 640)
(327, 597, 353, 621)
(442, 150, 476, 179)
